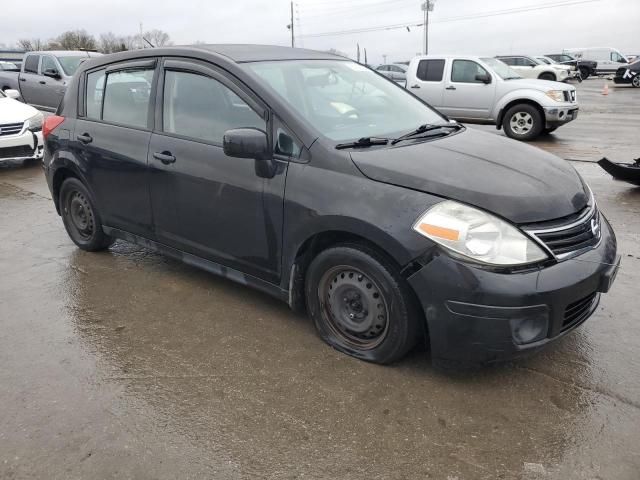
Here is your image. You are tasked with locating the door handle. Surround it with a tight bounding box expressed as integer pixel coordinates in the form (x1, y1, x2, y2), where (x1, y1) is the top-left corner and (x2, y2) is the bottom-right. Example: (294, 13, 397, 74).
(153, 151, 176, 165)
(20, 78, 26, 82)
(445, 86, 456, 90)
(39, 81, 46, 85)
(410, 84, 420, 89)
(77, 133, 93, 144)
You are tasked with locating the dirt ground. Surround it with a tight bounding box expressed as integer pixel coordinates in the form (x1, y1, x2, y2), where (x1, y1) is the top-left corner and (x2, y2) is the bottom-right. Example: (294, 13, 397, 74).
(1, 79, 639, 479)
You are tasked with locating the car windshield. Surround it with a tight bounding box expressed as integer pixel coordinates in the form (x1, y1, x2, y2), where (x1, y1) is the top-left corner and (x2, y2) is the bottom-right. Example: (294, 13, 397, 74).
(56, 55, 88, 75)
(480, 58, 521, 80)
(245, 59, 445, 141)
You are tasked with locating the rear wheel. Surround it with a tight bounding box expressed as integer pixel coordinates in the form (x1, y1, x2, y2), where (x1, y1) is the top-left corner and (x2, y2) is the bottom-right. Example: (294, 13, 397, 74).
(60, 178, 114, 251)
(305, 244, 421, 364)
(502, 104, 544, 141)
(538, 72, 556, 81)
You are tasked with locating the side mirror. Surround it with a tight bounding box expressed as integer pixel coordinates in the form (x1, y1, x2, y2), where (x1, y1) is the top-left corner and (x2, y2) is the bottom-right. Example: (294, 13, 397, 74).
(4, 89, 20, 99)
(223, 128, 270, 160)
(475, 73, 491, 84)
(43, 68, 60, 79)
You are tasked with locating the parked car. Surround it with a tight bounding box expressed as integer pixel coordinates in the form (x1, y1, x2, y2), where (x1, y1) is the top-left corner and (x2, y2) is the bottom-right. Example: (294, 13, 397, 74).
(563, 47, 628, 75)
(406, 55, 578, 140)
(42, 45, 619, 367)
(613, 59, 640, 87)
(495, 55, 569, 82)
(0, 49, 25, 70)
(0, 50, 101, 112)
(0, 89, 44, 163)
(0, 61, 20, 72)
(545, 53, 598, 79)
(375, 63, 408, 83)
(534, 56, 581, 81)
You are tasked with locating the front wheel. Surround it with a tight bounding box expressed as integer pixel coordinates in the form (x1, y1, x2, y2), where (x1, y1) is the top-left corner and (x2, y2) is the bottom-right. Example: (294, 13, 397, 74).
(305, 244, 421, 364)
(632, 75, 640, 88)
(579, 67, 590, 80)
(502, 104, 544, 141)
(60, 178, 114, 251)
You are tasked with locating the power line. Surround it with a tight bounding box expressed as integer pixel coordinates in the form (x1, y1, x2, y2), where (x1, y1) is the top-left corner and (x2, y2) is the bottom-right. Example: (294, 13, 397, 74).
(298, 0, 599, 38)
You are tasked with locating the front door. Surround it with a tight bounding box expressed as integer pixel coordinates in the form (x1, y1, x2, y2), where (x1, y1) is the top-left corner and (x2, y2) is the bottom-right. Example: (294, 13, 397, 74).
(73, 60, 157, 237)
(441, 59, 495, 120)
(148, 60, 287, 284)
(36, 55, 66, 110)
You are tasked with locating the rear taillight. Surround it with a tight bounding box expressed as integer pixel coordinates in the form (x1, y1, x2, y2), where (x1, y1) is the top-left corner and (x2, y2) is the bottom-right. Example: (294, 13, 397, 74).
(43, 115, 65, 140)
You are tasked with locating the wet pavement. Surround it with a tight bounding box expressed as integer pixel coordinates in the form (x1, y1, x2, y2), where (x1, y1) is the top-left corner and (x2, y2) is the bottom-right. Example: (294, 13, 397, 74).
(1, 81, 639, 479)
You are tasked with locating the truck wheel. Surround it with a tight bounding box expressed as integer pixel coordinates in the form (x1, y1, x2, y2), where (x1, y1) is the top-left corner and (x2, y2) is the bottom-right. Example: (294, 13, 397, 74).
(579, 67, 590, 80)
(632, 76, 640, 88)
(502, 104, 544, 141)
(305, 244, 421, 364)
(538, 72, 556, 81)
(60, 178, 114, 251)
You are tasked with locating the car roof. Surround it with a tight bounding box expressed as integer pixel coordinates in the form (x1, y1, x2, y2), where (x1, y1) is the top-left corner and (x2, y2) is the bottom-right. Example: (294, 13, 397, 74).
(175, 44, 343, 62)
(28, 50, 101, 57)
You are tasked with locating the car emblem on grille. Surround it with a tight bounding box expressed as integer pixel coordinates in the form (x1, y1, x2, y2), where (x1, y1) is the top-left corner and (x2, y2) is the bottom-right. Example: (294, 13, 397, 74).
(591, 217, 600, 236)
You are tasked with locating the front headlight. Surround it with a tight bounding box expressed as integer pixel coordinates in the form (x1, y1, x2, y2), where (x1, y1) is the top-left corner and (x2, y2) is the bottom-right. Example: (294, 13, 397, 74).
(25, 113, 44, 132)
(545, 90, 565, 102)
(413, 201, 548, 266)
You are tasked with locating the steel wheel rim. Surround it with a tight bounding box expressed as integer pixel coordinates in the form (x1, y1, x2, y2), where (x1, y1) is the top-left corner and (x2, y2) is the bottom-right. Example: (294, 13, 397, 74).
(510, 111, 533, 135)
(65, 191, 94, 240)
(319, 266, 390, 349)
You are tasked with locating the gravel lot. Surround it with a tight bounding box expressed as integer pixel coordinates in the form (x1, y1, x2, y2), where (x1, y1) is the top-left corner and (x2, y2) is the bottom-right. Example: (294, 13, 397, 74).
(1, 79, 639, 479)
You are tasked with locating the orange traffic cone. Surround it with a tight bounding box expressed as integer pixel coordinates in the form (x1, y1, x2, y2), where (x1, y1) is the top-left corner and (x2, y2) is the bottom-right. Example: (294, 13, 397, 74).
(602, 82, 609, 95)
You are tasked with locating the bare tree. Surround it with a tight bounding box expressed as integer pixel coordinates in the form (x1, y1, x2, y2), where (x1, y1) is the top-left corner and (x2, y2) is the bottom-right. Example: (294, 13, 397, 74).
(55, 30, 97, 50)
(17, 38, 48, 51)
(143, 29, 172, 47)
(98, 32, 128, 53)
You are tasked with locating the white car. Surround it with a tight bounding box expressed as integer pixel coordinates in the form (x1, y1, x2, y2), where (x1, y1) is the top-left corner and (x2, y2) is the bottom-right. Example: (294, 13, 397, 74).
(496, 55, 569, 82)
(534, 56, 580, 81)
(0, 89, 44, 163)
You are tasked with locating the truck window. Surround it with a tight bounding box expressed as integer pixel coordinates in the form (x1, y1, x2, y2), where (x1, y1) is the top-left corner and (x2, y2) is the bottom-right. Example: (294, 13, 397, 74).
(451, 60, 489, 83)
(42, 56, 57, 74)
(162, 70, 264, 145)
(24, 55, 40, 74)
(102, 69, 154, 129)
(611, 51, 626, 63)
(416, 59, 444, 81)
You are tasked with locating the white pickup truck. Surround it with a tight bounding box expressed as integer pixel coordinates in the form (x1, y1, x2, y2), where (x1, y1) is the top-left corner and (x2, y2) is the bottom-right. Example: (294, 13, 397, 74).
(405, 55, 579, 141)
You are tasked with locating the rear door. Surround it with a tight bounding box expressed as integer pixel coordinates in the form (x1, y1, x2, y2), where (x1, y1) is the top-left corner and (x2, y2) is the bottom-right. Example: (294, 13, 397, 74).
(73, 59, 157, 237)
(441, 59, 495, 119)
(407, 58, 446, 108)
(19, 54, 41, 104)
(147, 59, 288, 283)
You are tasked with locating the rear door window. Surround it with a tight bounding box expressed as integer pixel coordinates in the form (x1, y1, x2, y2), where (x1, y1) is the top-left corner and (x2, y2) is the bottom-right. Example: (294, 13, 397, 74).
(24, 55, 40, 74)
(102, 69, 154, 128)
(416, 59, 445, 81)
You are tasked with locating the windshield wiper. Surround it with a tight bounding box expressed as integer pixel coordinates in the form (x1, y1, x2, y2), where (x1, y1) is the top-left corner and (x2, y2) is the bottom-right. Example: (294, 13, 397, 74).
(390, 123, 462, 145)
(335, 137, 390, 149)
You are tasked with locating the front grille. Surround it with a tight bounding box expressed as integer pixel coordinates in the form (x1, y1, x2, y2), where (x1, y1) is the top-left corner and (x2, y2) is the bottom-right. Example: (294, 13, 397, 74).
(563, 90, 577, 102)
(0, 122, 24, 136)
(524, 204, 600, 259)
(562, 292, 598, 332)
(0, 145, 35, 159)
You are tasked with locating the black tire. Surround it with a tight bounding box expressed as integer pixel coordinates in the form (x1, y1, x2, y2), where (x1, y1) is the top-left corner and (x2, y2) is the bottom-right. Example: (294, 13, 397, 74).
(543, 126, 558, 134)
(502, 104, 544, 141)
(305, 244, 421, 364)
(632, 76, 640, 88)
(538, 72, 556, 81)
(579, 67, 590, 80)
(59, 178, 114, 251)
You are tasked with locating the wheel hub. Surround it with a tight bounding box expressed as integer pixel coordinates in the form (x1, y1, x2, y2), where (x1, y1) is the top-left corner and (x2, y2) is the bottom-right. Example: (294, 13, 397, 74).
(66, 191, 94, 240)
(510, 111, 533, 134)
(322, 267, 389, 346)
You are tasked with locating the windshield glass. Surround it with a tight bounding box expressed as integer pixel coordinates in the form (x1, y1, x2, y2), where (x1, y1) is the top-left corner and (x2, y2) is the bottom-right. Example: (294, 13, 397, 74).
(480, 58, 522, 80)
(56, 56, 88, 75)
(245, 60, 445, 141)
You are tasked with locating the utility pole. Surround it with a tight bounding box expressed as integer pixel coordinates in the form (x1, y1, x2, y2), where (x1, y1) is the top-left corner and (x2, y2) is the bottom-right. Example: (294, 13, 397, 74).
(421, 0, 435, 55)
(290, 1, 295, 48)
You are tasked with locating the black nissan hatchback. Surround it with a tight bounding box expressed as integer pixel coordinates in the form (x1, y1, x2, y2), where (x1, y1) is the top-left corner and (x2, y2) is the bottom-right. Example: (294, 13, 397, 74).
(42, 45, 620, 366)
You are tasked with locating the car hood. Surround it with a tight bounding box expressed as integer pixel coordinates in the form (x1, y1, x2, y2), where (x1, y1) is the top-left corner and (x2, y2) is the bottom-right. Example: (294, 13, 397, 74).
(507, 78, 572, 91)
(0, 97, 39, 123)
(349, 128, 588, 224)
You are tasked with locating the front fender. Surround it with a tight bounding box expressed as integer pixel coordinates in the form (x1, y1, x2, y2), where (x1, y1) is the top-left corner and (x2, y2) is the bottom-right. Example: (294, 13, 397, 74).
(492, 90, 554, 123)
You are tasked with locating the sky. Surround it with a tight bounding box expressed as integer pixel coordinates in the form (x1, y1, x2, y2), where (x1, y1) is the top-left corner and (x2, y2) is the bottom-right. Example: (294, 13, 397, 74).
(1, 0, 637, 64)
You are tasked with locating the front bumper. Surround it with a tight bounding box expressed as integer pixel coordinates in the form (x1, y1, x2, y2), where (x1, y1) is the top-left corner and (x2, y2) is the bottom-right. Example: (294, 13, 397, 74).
(407, 214, 619, 366)
(543, 105, 578, 127)
(0, 129, 44, 162)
